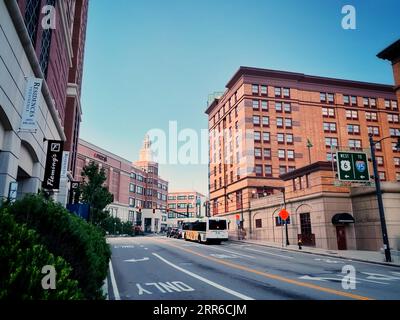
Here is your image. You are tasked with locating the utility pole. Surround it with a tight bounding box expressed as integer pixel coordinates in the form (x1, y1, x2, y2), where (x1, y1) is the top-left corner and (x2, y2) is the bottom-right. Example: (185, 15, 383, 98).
(283, 189, 289, 246)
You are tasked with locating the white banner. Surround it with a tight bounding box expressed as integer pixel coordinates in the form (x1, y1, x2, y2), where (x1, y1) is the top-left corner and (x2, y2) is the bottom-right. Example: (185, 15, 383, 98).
(61, 151, 70, 179)
(20, 77, 43, 132)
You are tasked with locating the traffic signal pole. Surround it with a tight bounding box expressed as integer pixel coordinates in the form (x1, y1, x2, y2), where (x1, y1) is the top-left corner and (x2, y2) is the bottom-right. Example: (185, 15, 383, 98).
(369, 134, 392, 262)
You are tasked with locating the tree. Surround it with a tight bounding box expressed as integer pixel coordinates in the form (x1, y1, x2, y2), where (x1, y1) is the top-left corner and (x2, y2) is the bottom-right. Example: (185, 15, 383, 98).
(79, 161, 114, 225)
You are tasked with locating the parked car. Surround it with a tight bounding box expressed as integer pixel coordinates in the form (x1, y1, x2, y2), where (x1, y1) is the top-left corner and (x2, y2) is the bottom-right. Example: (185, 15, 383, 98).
(167, 227, 178, 238)
(173, 228, 183, 239)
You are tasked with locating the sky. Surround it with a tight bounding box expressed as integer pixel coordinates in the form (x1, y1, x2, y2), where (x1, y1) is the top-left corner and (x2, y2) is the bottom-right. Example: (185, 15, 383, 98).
(80, 0, 400, 195)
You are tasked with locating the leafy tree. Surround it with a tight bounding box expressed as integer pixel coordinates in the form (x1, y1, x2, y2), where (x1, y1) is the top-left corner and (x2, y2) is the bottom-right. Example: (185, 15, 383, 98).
(79, 161, 114, 225)
(0, 208, 83, 300)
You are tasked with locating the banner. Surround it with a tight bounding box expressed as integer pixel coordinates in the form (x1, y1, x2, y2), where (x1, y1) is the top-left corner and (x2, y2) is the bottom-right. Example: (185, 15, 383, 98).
(61, 151, 70, 179)
(42, 140, 64, 190)
(20, 77, 43, 132)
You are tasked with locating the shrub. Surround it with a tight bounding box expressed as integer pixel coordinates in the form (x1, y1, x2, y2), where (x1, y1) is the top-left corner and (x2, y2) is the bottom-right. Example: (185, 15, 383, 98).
(0, 208, 83, 300)
(5, 195, 111, 300)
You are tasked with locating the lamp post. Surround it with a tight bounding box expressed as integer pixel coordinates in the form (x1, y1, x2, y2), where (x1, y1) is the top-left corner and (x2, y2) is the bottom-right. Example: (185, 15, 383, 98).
(307, 138, 313, 165)
(369, 135, 400, 262)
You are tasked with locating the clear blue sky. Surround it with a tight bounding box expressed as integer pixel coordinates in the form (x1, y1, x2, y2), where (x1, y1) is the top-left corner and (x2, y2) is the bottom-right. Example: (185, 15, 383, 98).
(80, 0, 399, 195)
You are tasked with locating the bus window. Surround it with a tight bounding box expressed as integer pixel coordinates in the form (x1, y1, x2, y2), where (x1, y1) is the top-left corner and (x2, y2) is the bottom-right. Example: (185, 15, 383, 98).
(192, 221, 206, 232)
(209, 220, 227, 230)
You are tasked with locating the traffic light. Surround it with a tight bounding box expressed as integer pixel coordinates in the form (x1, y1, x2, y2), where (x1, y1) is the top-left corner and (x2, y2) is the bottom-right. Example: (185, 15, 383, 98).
(153, 208, 156, 214)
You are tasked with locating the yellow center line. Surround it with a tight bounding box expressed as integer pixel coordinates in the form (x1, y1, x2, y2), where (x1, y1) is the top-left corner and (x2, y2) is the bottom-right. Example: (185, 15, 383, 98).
(153, 238, 374, 301)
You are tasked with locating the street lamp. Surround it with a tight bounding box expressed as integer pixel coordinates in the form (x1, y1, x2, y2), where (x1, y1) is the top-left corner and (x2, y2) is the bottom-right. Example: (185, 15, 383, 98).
(307, 138, 313, 165)
(369, 134, 400, 262)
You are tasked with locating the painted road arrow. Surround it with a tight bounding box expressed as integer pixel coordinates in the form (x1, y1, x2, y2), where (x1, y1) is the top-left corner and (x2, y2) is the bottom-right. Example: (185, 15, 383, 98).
(124, 257, 149, 263)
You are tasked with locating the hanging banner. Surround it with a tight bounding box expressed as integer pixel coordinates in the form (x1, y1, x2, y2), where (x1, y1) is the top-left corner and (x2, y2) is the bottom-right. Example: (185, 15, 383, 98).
(42, 140, 64, 190)
(20, 77, 43, 132)
(60, 151, 70, 179)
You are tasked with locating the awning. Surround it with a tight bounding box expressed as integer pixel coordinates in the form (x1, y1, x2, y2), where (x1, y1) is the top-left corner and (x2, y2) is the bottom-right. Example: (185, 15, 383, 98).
(332, 213, 355, 225)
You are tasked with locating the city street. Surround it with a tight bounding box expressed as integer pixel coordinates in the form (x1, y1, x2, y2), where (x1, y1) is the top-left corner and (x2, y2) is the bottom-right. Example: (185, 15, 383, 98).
(107, 236, 400, 301)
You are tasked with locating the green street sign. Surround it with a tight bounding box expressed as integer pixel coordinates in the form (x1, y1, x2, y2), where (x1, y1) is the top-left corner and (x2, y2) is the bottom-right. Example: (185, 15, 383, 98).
(336, 151, 370, 182)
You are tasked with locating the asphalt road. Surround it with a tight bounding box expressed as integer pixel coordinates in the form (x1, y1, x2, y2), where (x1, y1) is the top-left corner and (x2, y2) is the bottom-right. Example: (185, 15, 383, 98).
(106, 236, 400, 300)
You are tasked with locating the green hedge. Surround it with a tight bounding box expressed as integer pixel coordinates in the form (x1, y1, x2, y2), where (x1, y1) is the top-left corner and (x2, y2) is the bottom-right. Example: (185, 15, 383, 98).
(5, 195, 111, 300)
(0, 208, 83, 300)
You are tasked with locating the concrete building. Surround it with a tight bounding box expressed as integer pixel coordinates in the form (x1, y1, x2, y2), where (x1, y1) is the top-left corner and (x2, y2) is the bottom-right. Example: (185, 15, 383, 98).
(76, 137, 169, 228)
(0, 0, 89, 203)
(167, 190, 208, 227)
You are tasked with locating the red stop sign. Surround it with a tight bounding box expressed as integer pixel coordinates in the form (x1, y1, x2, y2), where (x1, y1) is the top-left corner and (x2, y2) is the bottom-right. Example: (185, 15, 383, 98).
(279, 209, 290, 221)
(236, 214, 240, 220)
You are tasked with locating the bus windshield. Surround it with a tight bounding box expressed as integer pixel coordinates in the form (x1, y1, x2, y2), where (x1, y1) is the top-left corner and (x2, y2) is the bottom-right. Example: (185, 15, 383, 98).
(209, 220, 227, 230)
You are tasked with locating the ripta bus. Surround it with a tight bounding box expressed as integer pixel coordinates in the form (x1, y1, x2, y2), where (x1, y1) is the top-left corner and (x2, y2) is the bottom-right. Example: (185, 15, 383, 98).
(182, 217, 229, 244)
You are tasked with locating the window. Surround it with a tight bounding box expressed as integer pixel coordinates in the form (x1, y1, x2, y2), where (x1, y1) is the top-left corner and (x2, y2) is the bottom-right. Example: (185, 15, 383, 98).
(394, 158, 400, 167)
(287, 150, 295, 160)
(283, 88, 290, 98)
(188, 195, 195, 200)
(284, 103, 292, 113)
(129, 198, 135, 207)
(285, 118, 293, 128)
(397, 173, 400, 182)
(363, 97, 369, 106)
(263, 148, 271, 159)
(347, 124, 360, 134)
(252, 100, 259, 110)
(252, 84, 259, 94)
(286, 134, 294, 144)
(370, 98, 376, 108)
(168, 195, 176, 200)
(379, 172, 386, 181)
(254, 148, 262, 158)
(390, 128, 400, 137)
(129, 183, 136, 193)
(168, 203, 176, 209)
(255, 165, 263, 176)
(277, 118, 284, 128)
(177, 195, 187, 200)
(393, 143, 400, 152)
(254, 131, 261, 142)
(279, 166, 287, 175)
(351, 96, 357, 105)
(346, 110, 358, 120)
(262, 116, 270, 127)
(366, 112, 378, 122)
(278, 149, 286, 159)
(376, 142, 382, 151)
(385, 100, 391, 109)
(275, 87, 282, 97)
(263, 132, 270, 143)
(376, 156, 384, 166)
(130, 172, 136, 179)
(253, 115, 260, 126)
(177, 203, 187, 209)
(388, 114, 399, 123)
(261, 85, 268, 95)
(368, 126, 380, 136)
(343, 95, 350, 104)
(136, 186, 144, 195)
(349, 139, 362, 150)
(320, 93, 326, 102)
(277, 133, 285, 144)
(393, 101, 398, 110)
(324, 122, 336, 132)
(288, 166, 296, 172)
(261, 100, 268, 111)
(322, 108, 335, 117)
(265, 165, 272, 177)
(275, 102, 283, 112)
(325, 137, 338, 147)
(255, 219, 263, 228)
(327, 93, 334, 103)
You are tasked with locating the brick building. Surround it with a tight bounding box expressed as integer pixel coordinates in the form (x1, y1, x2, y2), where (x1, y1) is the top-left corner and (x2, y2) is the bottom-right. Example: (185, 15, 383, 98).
(206, 67, 399, 217)
(0, 0, 89, 203)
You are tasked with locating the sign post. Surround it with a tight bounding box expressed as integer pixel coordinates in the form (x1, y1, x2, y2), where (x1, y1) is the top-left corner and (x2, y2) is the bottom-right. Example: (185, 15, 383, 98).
(279, 209, 290, 247)
(336, 151, 370, 182)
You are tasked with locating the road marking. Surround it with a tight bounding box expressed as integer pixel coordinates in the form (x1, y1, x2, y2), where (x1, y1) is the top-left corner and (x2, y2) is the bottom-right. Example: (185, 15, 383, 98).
(136, 281, 195, 295)
(152, 253, 254, 300)
(207, 245, 257, 259)
(314, 258, 344, 264)
(113, 245, 135, 249)
(124, 257, 149, 263)
(244, 247, 294, 259)
(109, 260, 120, 300)
(154, 240, 373, 300)
(210, 253, 239, 259)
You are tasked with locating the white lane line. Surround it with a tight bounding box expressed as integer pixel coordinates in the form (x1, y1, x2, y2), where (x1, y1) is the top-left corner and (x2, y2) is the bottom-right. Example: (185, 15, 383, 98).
(152, 253, 254, 300)
(109, 260, 121, 300)
(244, 247, 294, 259)
(206, 245, 257, 259)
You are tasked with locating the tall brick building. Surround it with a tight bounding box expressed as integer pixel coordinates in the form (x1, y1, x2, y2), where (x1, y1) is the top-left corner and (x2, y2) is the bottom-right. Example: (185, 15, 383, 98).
(206, 67, 399, 218)
(0, 0, 89, 203)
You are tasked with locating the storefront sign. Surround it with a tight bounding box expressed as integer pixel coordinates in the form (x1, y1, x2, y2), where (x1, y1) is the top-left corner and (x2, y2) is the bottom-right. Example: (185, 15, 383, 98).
(42, 140, 64, 190)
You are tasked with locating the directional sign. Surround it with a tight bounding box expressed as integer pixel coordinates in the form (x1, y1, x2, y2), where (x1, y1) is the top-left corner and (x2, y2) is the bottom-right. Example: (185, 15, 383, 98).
(336, 151, 370, 182)
(279, 209, 290, 221)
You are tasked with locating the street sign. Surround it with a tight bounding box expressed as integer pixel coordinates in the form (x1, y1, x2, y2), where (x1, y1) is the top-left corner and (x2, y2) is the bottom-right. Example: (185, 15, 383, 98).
(279, 209, 290, 221)
(336, 151, 370, 182)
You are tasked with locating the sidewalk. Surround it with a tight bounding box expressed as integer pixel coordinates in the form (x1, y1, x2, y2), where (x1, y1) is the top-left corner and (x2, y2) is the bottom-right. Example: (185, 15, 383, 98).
(231, 238, 400, 267)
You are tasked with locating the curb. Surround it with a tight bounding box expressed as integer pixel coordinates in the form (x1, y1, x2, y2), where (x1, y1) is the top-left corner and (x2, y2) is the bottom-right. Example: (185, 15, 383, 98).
(230, 239, 400, 268)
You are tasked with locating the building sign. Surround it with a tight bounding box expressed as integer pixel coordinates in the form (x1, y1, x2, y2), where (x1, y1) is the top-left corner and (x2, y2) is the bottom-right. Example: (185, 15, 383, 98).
(20, 77, 43, 132)
(61, 151, 70, 179)
(337, 151, 370, 182)
(42, 140, 64, 190)
(94, 152, 107, 162)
